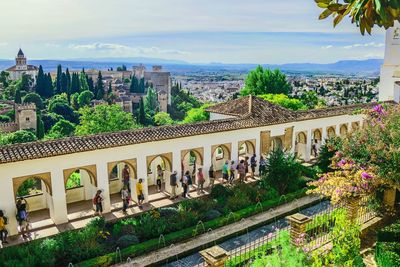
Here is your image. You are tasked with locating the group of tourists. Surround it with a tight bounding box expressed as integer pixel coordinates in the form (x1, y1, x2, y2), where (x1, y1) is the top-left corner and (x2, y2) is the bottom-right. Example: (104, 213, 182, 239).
(219, 153, 266, 184)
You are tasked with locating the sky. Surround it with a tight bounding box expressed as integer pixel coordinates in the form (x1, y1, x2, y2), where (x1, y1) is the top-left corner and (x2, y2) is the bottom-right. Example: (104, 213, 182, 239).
(0, 0, 387, 64)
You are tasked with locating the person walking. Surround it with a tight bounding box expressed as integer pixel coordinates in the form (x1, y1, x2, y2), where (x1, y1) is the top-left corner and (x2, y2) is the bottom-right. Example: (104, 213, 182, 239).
(259, 156, 266, 177)
(222, 160, 229, 184)
(208, 165, 215, 189)
(122, 165, 130, 191)
(250, 153, 257, 178)
(244, 156, 249, 181)
(16, 197, 29, 239)
(229, 160, 236, 184)
(93, 190, 104, 217)
(197, 168, 205, 194)
(238, 160, 246, 183)
(181, 171, 189, 198)
(156, 165, 164, 192)
(121, 185, 130, 214)
(136, 179, 144, 209)
(0, 210, 8, 244)
(169, 171, 179, 199)
(312, 139, 319, 157)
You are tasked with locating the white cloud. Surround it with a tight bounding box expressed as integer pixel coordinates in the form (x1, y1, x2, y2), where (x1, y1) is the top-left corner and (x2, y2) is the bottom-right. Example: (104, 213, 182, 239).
(321, 45, 333, 49)
(45, 43, 60, 47)
(0, 42, 8, 46)
(68, 43, 190, 56)
(343, 42, 384, 49)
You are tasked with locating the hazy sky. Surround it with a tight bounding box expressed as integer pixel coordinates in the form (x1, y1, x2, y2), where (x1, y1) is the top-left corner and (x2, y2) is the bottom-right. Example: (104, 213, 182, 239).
(0, 0, 386, 64)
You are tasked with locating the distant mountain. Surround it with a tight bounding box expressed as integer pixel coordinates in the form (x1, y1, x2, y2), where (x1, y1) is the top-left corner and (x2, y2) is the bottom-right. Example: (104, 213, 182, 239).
(0, 58, 383, 76)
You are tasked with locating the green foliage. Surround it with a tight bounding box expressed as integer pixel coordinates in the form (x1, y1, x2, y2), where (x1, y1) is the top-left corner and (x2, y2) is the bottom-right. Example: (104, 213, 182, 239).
(377, 219, 400, 242)
(240, 66, 291, 96)
(17, 178, 37, 197)
(0, 130, 37, 145)
(116, 235, 139, 248)
(154, 112, 173, 126)
(263, 148, 302, 195)
(36, 115, 45, 139)
(258, 93, 307, 110)
(182, 104, 210, 123)
(315, 0, 400, 35)
(144, 87, 160, 118)
(36, 65, 53, 98)
(48, 119, 76, 138)
(0, 71, 10, 88)
(70, 92, 80, 110)
(75, 104, 139, 135)
(95, 71, 104, 100)
(23, 93, 44, 109)
(376, 242, 400, 267)
(14, 87, 22, 104)
(66, 172, 81, 189)
(300, 91, 325, 109)
(316, 137, 343, 173)
(137, 97, 147, 125)
(41, 112, 63, 133)
(170, 83, 202, 120)
(0, 115, 11, 122)
(77, 90, 94, 108)
(49, 100, 78, 123)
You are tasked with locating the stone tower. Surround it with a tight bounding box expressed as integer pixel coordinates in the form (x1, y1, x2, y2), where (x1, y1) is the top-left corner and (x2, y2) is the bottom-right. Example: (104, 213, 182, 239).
(380, 21, 400, 102)
(158, 91, 168, 112)
(16, 103, 37, 131)
(15, 49, 28, 71)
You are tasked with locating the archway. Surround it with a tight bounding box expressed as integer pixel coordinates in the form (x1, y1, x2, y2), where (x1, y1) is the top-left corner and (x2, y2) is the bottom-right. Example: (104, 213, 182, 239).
(63, 166, 97, 218)
(311, 129, 322, 158)
(147, 154, 172, 195)
(270, 137, 283, 152)
(211, 144, 231, 175)
(351, 121, 360, 131)
(108, 160, 137, 206)
(238, 140, 256, 161)
(327, 127, 336, 138)
(295, 132, 307, 160)
(340, 124, 348, 137)
(13, 173, 53, 226)
(181, 149, 204, 178)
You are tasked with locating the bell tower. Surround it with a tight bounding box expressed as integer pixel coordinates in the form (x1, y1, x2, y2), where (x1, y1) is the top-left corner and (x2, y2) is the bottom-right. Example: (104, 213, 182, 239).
(15, 48, 28, 71)
(380, 22, 400, 102)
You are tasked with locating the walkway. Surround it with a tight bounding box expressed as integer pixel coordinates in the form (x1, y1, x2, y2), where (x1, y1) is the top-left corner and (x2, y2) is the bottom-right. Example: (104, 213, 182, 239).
(116, 194, 321, 267)
(3, 176, 259, 248)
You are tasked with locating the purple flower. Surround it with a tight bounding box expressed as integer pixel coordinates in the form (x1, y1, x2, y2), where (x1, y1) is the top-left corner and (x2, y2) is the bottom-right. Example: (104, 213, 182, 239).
(373, 104, 385, 115)
(361, 172, 373, 180)
(337, 159, 347, 167)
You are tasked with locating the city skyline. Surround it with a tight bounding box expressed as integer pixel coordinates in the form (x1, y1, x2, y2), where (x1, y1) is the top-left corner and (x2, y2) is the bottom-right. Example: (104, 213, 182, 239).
(0, 0, 386, 64)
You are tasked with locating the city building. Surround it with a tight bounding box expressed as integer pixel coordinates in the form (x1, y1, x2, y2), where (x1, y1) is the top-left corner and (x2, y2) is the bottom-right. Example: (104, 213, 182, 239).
(6, 49, 38, 82)
(0, 102, 37, 133)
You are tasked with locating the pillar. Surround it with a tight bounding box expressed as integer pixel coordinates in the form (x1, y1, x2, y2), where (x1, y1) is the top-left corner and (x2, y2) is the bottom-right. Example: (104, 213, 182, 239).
(1, 179, 18, 236)
(136, 156, 149, 203)
(204, 145, 212, 187)
(81, 171, 94, 200)
(231, 141, 238, 163)
(96, 163, 111, 213)
(304, 130, 312, 162)
(50, 168, 69, 224)
(346, 197, 360, 222)
(321, 127, 328, 145)
(255, 136, 261, 175)
(383, 188, 397, 208)
(199, 246, 229, 267)
(286, 213, 311, 246)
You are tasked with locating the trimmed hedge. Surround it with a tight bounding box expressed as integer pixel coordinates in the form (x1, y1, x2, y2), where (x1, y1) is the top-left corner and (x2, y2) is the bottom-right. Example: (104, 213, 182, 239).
(377, 219, 400, 242)
(77, 189, 307, 267)
(376, 242, 400, 267)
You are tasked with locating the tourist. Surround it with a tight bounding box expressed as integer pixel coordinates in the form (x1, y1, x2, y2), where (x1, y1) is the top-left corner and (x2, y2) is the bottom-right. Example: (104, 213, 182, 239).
(238, 160, 246, 183)
(122, 165, 130, 192)
(156, 165, 164, 192)
(259, 156, 266, 177)
(16, 198, 29, 238)
(187, 170, 193, 197)
(244, 156, 249, 181)
(169, 171, 178, 199)
(197, 168, 205, 194)
(93, 190, 104, 217)
(0, 210, 8, 244)
(250, 153, 257, 178)
(312, 139, 319, 157)
(181, 171, 189, 198)
(208, 165, 215, 189)
(222, 160, 229, 183)
(136, 179, 144, 209)
(121, 185, 130, 214)
(229, 160, 236, 184)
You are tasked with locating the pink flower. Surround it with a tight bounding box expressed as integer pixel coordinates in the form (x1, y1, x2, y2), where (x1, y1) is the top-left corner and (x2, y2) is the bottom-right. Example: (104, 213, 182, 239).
(373, 104, 385, 115)
(361, 172, 373, 180)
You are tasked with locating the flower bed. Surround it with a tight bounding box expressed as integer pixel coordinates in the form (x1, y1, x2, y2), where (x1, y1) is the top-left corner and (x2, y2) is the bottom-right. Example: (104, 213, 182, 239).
(376, 219, 400, 267)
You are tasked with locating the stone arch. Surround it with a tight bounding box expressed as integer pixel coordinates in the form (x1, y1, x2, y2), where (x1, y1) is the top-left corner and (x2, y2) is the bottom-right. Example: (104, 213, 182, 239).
(147, 153, 173, 193)
(313, 129, 322, 141)
(63, 165, 97, 189)
(327, 126, 336, 138)
(211, 143, 231, 172)
(108, 159, 137, 196)
(270, 137, 283, 152)
(181, 148, 204, 175)
(13, 172, 52, 198)
(340, 124, 348, 137)
(296, 132, 307, 144)
(238, 140, 256, 159)
(351, 121, 360, 131)
(108, 159, 137, 180)
(295, 132, 308, 160)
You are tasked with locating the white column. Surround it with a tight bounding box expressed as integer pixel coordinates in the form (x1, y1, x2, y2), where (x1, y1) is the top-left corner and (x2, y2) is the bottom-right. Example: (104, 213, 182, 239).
(136, 156, 148, 203)
(230, 141, 239, 164)
(255, 136, 261, 175)
(0, 179, 18, 236)
(172, 151, 183, 195)
(50, 168, 68, 224)
(204, 145, 212, 186)
(304, 130, 313, 162)
(290, 130, 297, 154)
(96, 163, 111, 213)
(335, 125, 340, 137)
(321, 127, 328, 145)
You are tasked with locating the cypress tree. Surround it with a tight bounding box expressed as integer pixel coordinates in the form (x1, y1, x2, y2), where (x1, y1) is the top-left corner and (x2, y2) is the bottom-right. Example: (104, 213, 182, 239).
(139, 78, 145, 94)
(61, 73, 68, 94)
(138, 97, 146, 125)
(87, 76, 94, 94)
(66, 68, 71, 93)
(36, 114, 45, 139)
(96, 71, 104, 100)
(70, 73, 81, 94)
(55, 65, 62, 94)
(45, 73, 54, 97)
(35, 65, 46, 97)
(108, 82, 112, 95)
(14, 88, 22, 104)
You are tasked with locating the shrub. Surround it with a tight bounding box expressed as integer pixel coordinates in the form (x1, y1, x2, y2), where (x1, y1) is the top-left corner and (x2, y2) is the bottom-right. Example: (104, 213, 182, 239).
(204, 209, 222, 221)
(376, 242, 400, 267)
(159, 207, 179, 218)
(210, 184, 233, 199)
(116, 235, 139, 249)
(226, 190, 252, 212)
(377, 219, 400, 242)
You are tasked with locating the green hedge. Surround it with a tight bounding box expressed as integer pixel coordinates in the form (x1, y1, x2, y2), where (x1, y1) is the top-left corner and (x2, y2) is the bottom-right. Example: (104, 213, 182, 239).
(377, 219, 400, 242)
(376, 242, 400, 267)
(77, 189, 308, 267)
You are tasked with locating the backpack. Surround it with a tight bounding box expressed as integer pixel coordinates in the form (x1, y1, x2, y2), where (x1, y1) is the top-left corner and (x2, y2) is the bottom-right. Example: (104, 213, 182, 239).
(92, 196, 98, 205)
(18, 210, 27, 221)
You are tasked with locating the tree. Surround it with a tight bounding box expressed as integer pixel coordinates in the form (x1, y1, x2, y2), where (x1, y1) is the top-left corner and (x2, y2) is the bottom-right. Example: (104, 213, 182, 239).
(144, 87, 159, 117)
(70, 73, 81, 94)
(14, 88, 22, 104)
(300, 91, 325, 109)
(36, 114, 45, 139)
(182, 104, 210, 123)
(61, 73, 68, 94)
(66, 68, 71, 93)
(315, 0, 400, 35)
(258, 94, 307, 110)
(117, 65, 127, 71)
(75, 105, 139, 135)
(0, 71, 10, 88)
(45, 73, 53, 97)
(240, 66, 291, 96)
(19, 74, 31, 92)
(70, 93, 80, 110)
(130, 76, 139, 93)
(49, 101, 78, 123)
(48, 119, 76, 138)
(263, 148, 302, 195)
(154, 112, 174, 126)
(41, 112, 63, 133)
(139, 78, 145, 93)
(138, 97, 147, 125)
(77, 90, 94, 108)
(55, 65, 62, 94)
(79, 71, 89, 92)
(23, 93, 43, 109)
(35, 65, 47, 97)
(0, 130, 37, 145)
(96, 71, 104, 100)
